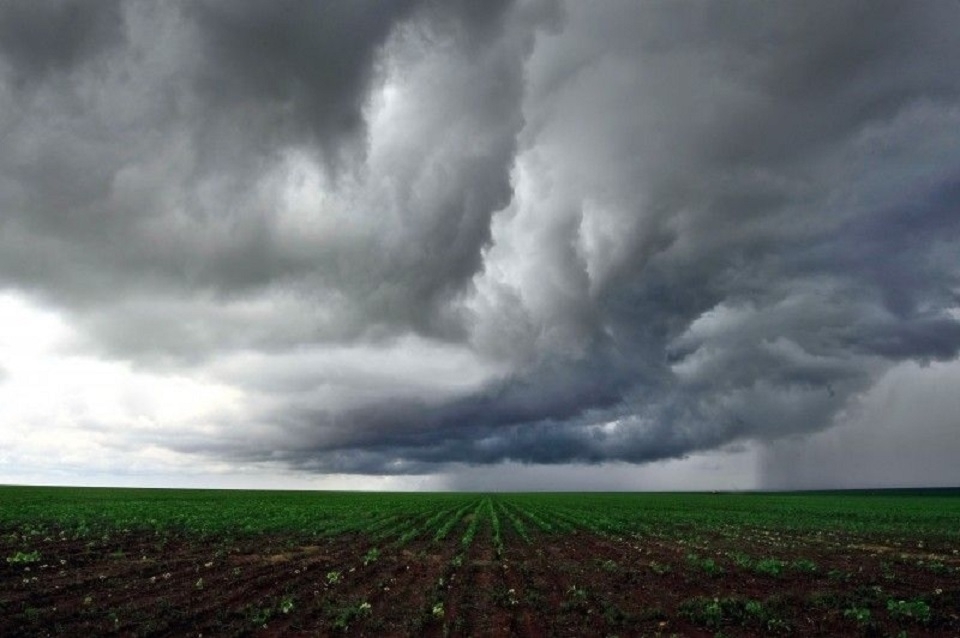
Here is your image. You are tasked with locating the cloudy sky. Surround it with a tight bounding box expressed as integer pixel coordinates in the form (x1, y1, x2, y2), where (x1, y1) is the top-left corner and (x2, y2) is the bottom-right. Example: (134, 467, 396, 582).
(1, 0, 959, 491)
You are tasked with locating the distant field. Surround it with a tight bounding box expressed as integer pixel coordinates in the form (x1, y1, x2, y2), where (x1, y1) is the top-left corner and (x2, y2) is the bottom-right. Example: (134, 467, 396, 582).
(2, 486, 958, 636)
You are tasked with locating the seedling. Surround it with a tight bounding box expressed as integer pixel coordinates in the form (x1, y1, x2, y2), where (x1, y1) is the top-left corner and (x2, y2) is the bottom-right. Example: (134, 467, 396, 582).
(843, 606, 871, 624)
(886, 598, 931, 624)
(362, 547, 380, 566)
(6, 551, 40, 564)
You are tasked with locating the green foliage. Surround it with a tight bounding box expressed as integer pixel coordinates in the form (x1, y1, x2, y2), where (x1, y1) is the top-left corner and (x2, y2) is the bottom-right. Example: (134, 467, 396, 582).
(248, 605, 272, 628)
(827, 568, 850, 582)
(679, 596, 786, 632)
(562, 585, 591, 613)
(599, 559, 618, 572)
(886, 598, 931, 624)
(0, 486, 959, 636)
(516, 508, 554, 533)
(679, 597, 724, 629)
(6, 550, 40, 564)
(753, 558, 787, 577)
(488, 499, 504, 557)
(498, 502, 531, 543)
(459, 499, 486, 550)
(492, 585, 519, 608)
(362, 547, 380, 566)
(434, 502, 474, 543)
(843, 606, 871, 624)
(2, 486, 958, 543)
(330, 600, 372, 631)
(729, 551, 752, 568)
(790, 558, 817, 573)
(686, 553, 724, 576)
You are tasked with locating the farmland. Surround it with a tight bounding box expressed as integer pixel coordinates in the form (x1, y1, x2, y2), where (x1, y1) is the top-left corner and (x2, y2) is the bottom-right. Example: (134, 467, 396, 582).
(1, 487, 958, 636)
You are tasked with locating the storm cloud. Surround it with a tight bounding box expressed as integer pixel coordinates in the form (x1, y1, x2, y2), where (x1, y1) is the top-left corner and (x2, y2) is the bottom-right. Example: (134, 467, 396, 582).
(1, 1, 958, 484)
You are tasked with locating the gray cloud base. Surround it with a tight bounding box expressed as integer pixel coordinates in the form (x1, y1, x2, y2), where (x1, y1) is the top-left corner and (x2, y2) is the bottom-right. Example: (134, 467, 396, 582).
(1, 1, 958, 477)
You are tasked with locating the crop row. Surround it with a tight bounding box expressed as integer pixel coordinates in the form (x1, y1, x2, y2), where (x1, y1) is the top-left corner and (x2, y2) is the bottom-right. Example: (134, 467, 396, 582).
(2, 487, 959, 549)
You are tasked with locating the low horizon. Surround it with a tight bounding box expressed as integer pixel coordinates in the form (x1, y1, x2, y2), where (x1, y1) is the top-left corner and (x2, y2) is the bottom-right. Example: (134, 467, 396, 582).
(5, 483, 960, 504)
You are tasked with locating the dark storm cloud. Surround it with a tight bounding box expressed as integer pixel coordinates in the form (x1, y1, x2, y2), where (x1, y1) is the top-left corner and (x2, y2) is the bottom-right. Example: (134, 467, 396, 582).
(0, 0, 124, 84)
(187, 0, 420, 162)
(0, 0, 527, 346)
(1, 1, 959, 477)
(814, 180, 960, 324)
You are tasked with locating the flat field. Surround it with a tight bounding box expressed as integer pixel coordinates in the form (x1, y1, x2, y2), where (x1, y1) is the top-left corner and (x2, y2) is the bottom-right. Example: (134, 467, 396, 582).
(1, 487, 958, 637)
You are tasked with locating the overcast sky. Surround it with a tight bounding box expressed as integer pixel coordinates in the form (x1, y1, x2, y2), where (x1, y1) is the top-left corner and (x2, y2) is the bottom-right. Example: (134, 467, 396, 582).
(1, 0, 959, 491)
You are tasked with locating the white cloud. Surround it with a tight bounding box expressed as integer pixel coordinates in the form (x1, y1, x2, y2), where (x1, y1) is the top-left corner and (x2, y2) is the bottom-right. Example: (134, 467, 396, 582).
(0, 291, 242, 481)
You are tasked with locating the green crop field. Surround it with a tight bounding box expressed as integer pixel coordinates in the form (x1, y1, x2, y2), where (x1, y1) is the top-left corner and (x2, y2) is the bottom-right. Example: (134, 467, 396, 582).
(2, 486, 958, 636)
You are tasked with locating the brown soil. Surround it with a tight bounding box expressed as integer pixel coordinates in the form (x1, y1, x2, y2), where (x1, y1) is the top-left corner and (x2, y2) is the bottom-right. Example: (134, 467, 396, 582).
(2, 523, 957, 637)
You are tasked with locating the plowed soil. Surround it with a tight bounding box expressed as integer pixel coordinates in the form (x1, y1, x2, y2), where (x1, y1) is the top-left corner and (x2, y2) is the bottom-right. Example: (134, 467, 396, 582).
(2, 504, 959, 636)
